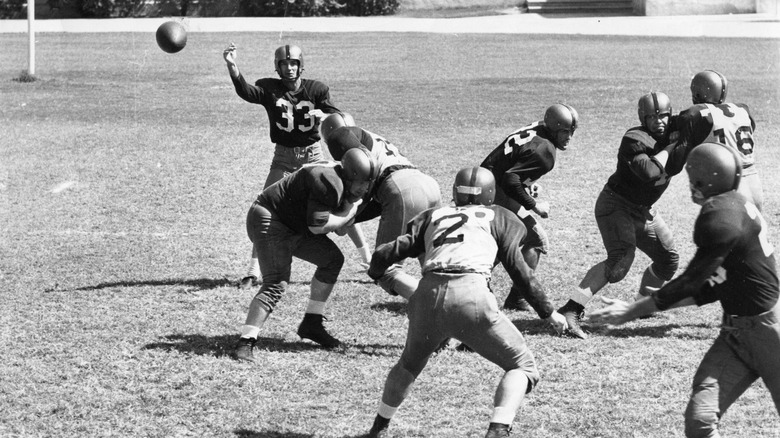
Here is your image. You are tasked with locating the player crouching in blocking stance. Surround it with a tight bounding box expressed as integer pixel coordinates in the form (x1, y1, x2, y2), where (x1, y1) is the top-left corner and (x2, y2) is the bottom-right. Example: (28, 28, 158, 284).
(590, 142, 780, 438)
(558, 92, 681, 339)
(365, 167, 567, 438)
(321, 116, 442, 299)
(233, 148, 378, 362)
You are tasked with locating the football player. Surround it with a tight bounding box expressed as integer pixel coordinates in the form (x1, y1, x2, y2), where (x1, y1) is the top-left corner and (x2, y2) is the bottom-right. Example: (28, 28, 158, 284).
(590, 142, 780, 438)
(223, 43, 368, 289)
(480, 104, 578, 311)
(322, 119, 442, 299)
(557, 92, 681, 339)
(233, 148, 378, 362)
(365, 167, 567, 438)
(667, 70, 763, 210)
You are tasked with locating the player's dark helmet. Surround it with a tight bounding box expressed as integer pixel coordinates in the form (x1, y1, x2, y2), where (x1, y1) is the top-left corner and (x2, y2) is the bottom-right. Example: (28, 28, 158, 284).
(453, 167, 495, 207)
(544, 104, 579, 133)
(637, 92, 672, 125)
(341, 147, 378, 182)
(690, 70, 727, 104)
(274, 45, 304, 79)
(686, 142, 741, 204)
(320, 113, 356, 145)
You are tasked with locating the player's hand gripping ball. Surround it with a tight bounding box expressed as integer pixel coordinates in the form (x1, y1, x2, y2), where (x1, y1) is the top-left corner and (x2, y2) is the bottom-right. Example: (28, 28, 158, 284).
(156, 21, 187, 54)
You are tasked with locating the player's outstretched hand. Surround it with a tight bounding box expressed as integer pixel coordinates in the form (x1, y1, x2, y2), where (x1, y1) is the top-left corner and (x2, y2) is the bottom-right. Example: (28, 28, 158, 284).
(223, 43, 237, 65)
(588, 296, 632, 325)
(308, 109, 326, 122)
(545, 310, 569, 335)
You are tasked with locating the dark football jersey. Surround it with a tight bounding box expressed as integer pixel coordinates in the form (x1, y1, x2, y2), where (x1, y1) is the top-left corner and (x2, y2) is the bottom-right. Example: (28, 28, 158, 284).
(480, 122, 557, 210)
(231, 75, 340, 147)
(606, 127, 678, 207)
(368, 204, 555, 319)
(654, 191, 779, 316)
(257, 163, 345, 234)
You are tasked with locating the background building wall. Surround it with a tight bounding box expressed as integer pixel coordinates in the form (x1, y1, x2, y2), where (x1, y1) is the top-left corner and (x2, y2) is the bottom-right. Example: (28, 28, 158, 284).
(633, 0, 759, 15)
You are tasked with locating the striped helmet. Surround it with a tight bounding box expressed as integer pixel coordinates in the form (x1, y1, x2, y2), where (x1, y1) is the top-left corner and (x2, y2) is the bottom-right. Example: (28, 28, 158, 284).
(638, 91, 672, 125)
(274, 45, 304, 79)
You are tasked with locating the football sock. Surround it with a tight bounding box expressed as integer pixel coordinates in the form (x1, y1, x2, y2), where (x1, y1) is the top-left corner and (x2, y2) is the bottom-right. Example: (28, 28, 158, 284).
(490, 406, 515, 425)
(357, 245, 371, 265)
(377, 401, 398, 419)
(240, 325, 260, 339)
(305, 300, 326, 315)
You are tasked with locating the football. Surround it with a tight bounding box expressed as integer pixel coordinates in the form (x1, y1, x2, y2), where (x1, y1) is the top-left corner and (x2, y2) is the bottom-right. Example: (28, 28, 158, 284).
(156, 21, 187, 54)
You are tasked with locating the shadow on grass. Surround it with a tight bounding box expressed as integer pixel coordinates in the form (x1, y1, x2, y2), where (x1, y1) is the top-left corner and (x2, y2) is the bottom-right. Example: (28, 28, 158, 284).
(143, 333, 403, 358)
(234, 429, 314, 437)
(510, 317, 562, 336)
(369, 300, 407, 315)
(48, 277, 236, 293)
(144, 334, 331, 358)
(590, 322, 716, 340)
(507, 315, 716, 340)
(234, 430, 369, 438)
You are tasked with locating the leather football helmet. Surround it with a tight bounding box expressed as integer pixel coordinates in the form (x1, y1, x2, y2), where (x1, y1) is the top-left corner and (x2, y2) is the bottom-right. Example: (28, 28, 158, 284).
(319, 112, 356, 145)
(453, 167, 495, 206)
(690, 70, 727, 104)
(341, 146, 377, 182)
(274, 45, 304, 79)
(637, 92, 672, 125)
(544, 104, 579, 133)
(685, 142, 741, 204)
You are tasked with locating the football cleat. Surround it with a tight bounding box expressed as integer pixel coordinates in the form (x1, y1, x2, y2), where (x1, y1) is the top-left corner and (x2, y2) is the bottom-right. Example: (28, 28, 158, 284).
(237, 275, 257, 290)
(234, 337, 257, 363)
(368, 415, 390, 438)
(485, 422, 511, 438)
(297, 313, 341, 348)
(367, 427, 389, 438)
(558, 301, 588, 340)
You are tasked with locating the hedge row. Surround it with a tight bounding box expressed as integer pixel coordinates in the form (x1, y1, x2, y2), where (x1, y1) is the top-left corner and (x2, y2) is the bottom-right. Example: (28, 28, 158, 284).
(0, 0, 400, 19)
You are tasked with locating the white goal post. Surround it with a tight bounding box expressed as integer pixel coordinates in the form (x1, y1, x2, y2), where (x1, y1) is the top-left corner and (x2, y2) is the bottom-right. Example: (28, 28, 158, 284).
(27, 0, 35, 75)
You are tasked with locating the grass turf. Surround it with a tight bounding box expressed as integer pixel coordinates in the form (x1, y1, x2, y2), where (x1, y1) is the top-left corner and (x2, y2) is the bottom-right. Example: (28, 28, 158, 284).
(1, 31, 780, 437)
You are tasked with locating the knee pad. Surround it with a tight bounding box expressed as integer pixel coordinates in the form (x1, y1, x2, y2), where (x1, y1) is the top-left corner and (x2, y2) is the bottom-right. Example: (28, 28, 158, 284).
(605, 250, 635, 284)
(684, 412, 720, 438)
(253, 282, 287, 313)
(652, 251, 679, 281)
(314, 250, 345, 285)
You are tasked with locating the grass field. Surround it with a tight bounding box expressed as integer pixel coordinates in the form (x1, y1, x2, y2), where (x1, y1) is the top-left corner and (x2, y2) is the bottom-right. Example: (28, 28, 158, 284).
(2, 28, 780, 438)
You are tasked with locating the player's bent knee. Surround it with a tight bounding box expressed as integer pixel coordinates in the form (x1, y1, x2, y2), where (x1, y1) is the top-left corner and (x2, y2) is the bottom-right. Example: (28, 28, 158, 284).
(654, 253, 680, 281)
(684, 414, 720, 438)
(605, 251, 635, 283)
(253, 283, 286, 313)
(314, 252, 345, 284)
(604, 264, 630, 284)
